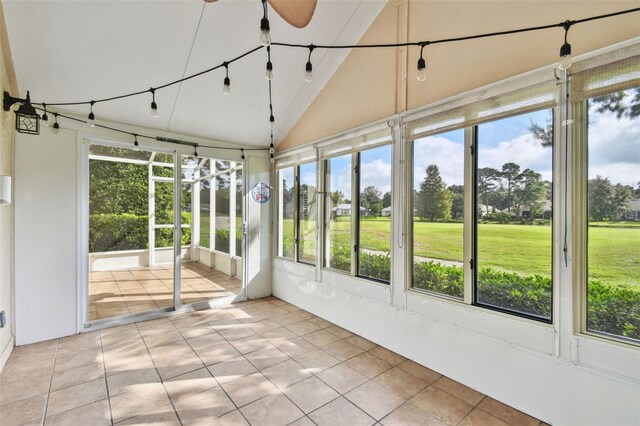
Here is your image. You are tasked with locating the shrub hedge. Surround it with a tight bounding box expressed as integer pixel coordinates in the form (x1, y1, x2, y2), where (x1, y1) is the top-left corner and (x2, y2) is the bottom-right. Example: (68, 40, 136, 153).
(329, 249, 639, 340)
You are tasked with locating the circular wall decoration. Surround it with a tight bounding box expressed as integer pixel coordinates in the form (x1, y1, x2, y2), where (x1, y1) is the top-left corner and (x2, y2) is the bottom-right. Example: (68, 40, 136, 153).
(251, 182, 271, 204)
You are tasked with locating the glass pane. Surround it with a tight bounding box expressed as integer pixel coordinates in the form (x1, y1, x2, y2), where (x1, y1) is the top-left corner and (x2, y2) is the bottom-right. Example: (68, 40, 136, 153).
(586, 88, 640, 341)
(153, 165, 173, 178)
(155, 181, 174, 224)
(476, 110, 553, 320)
(200, 177, 211, 248)
(182, 184, 192, 245)
(154, 152, 174, 164)
(235, 168, 243, 257)
(279, 167, 295, 259)
(326, 155, 352, 272)
(298, 163, 317, 264)
(358, 145, 392, 282)
(215, 160, 231, 172)
(215, 173, 230, 254)
(412, 129, 465, 299)
(88, 147, 174, 322)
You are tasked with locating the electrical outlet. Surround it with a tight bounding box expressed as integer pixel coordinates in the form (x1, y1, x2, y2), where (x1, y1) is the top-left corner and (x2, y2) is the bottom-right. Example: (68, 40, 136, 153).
(0, 311, 5, 328)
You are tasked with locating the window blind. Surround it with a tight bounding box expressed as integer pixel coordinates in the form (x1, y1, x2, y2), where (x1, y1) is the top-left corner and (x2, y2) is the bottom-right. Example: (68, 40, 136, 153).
(274, 147, 316, 169)
(317, 125, 392, 159)
(404, 67, 558, 141)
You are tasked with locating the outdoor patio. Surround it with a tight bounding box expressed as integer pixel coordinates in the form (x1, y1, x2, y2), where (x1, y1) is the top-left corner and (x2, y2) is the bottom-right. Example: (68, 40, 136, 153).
(89, 262, 241, 321)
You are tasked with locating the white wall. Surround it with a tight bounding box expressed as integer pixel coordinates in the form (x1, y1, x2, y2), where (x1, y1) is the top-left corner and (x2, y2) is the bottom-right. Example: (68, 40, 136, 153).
(13, 118, 271, 345)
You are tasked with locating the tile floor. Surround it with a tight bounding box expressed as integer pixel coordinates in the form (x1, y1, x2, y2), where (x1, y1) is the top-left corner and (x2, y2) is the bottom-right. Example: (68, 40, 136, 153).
(0, 297, 545, 426)
(89, 262, 242, 320)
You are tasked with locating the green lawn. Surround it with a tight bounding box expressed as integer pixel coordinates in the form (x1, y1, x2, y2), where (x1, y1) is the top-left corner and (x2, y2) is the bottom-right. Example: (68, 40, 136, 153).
(282, 217, 639, 287)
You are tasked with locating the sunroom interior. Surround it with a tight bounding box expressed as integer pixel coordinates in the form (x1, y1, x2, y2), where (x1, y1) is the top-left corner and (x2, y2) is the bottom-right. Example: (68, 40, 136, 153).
(0, 1, 638, 425)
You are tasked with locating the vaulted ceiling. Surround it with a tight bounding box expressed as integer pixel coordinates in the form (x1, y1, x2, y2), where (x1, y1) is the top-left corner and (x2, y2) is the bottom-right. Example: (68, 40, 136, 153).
(3, 0, 385, 146)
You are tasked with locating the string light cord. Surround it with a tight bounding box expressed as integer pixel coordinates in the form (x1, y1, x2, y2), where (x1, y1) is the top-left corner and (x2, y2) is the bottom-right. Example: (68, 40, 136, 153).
(33, 106, 268, 151)
(28, 7, 639, 109)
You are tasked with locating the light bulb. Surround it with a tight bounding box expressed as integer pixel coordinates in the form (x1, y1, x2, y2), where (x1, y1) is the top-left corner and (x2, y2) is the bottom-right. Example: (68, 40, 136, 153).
(269, 115, 275, 130)
(558, 42, 572, 71)
(270, 156, 275, 164)
(53, 122, 60, 134)
(87, 112, 95, 128)
(260, 18, 271, 46)
(558, 54, 572, 71)
(417, 57, 426, 82)
(269, 147, 275, 154)
(223, 77, 231, 95)
(305, 61, 313, 83)
(266, 61, 273, 81)
(150, 101, 158, 117)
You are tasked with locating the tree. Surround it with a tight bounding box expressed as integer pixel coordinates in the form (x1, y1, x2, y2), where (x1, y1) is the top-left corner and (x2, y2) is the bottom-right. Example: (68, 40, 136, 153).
(528, 119, 553, 148)
(382, 192, 391, 208)
(591, 89, 640, 119)
(514, 169, 546, 217)
(360, 186, 383, 217)
(588, 176, 631, 221)
(477, 167, 499, 211)
(448, 185, 464, 220)
(416, 165, 452, 221)
(330, 190, 345, 207)
(499, 162, 521, 213)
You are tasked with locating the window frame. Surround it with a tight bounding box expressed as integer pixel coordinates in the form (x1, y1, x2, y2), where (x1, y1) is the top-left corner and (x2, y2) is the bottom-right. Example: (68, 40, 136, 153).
(295, 161, 318, 267)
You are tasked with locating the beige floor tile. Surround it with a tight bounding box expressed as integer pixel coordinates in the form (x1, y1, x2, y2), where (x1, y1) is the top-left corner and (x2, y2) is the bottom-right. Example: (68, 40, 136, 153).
(302, 329, 342, 347)
(54, 346, 104, 372)
(368, 347, 406, 366)
(345, 335, 377, 351)
(294, 349, 341, 373)
(110, 382, 172, 423)
(187, 332, 227, 351)
(309, 396, 375, 426)
(380, 402, 446, 426)
(208, 356, 258, 384)
(0, 394, 47, 426)
(240, 393, 304, 425)
(259, 326, 298, 344)
(477, 397, 539, 426)
(104, 347, 156, 376)
(283, 376, 340, 414)
(433, 376, 485, 406)
(194, 341, 242, 366)
(165, 368, 218, 403)
(210, 409, 250, 426)
(117, 409, 180, 425)
(247, 319, 282, 334)
(173, 386, 236, 425)
(50, 361, 105, 392)
(0, 373, 50, 405)
(345, 352, 393, 380)
(374, 367, 428, 400)
(317, 363, 368, 394)
(286, 320, 322, 336)
(46, 378, 108, 417)
(107, 367, 161, 396)
(325, 325, 354, 339)
(0, 357, 54, 385)
(45, 398, 111, 426)
(345, 380, 405, 420)
(275, 336, 317, 358)
(409, 386, 473, 425)
(220, 372, 279, 407)
(261, 359, 311, 389)
(289, 416, 315, 426)
(307, 317, 332, 330)
(244, 345, 289, 370)
(397, 360, 441, 384)
(143, 329, 184, 348)
(58, 332, 102, 352)
(459, 407, 510, 426)
(323, 340, 364, 361)
(149, 341, 204, 379)
(230, 335, 273, 355)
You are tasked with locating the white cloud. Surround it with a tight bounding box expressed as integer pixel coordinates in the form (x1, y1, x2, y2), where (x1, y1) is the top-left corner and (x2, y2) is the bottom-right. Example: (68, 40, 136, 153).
(414, 136, 465, 187)
(479, 133, 553, 181)
(361, 158, 392, 194)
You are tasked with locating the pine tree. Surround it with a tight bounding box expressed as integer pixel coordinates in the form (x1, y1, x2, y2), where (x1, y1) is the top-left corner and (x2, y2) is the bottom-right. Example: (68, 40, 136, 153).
(417, 165, 452, 221)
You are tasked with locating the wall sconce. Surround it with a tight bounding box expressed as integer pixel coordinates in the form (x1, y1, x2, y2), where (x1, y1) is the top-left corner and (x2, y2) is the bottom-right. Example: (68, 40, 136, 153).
(3, 90, 40, 135)
(0, 176, 11, 205)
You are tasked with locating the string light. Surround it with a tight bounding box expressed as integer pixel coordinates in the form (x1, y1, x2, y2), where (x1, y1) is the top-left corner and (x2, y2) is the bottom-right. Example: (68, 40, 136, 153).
(194, 144, 199, 157)
(417, 42, 428, 82)
(305, 45, 314, 83)
(558, 20, 574, 70)
(87, 101, 95, 127)
(41, 103, 49, 127)
(52, 113, 60, 134)
(134, 134, 139, 147)
(150, 88, 158, 117)
(241, 149, 245, 160)
(266, 46, 273, 81)
(223, 62, 231, 95)
(260, 0, 271, 47)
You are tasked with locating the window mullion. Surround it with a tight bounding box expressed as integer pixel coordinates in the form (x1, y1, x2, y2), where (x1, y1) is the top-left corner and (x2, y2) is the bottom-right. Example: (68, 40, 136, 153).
(464, 126, 475, 305)
(351, 152, 359, 277)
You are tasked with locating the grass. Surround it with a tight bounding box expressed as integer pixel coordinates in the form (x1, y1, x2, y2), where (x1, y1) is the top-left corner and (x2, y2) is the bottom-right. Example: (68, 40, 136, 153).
(282, 217, 639, 287)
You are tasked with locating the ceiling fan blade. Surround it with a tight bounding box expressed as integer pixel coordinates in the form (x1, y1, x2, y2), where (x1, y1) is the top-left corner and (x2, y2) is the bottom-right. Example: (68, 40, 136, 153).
(267, 0, 317, 29)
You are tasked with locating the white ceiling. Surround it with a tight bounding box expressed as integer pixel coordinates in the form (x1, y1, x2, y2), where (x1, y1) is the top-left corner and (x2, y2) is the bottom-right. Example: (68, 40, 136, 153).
(3, 0, 385, 147)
